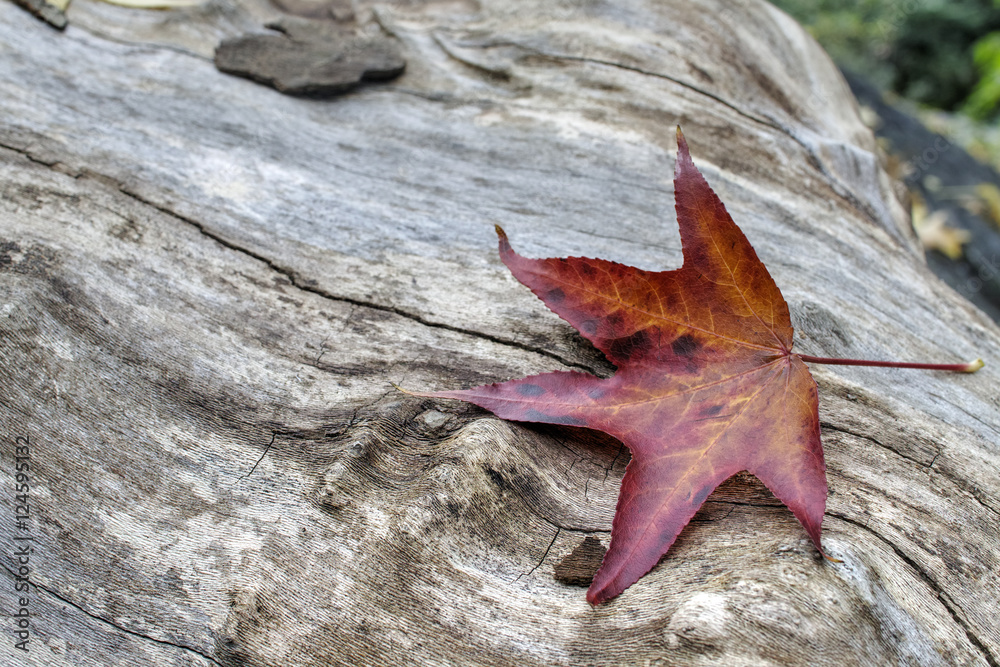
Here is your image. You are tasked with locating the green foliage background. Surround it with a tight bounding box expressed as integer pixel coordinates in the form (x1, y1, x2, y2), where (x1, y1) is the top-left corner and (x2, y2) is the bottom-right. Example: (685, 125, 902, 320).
(770, 0, 1000, 118)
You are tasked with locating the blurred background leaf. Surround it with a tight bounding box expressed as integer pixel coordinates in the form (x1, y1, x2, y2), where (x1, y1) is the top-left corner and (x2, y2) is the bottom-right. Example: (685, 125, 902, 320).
(771, 0, 1000, 321)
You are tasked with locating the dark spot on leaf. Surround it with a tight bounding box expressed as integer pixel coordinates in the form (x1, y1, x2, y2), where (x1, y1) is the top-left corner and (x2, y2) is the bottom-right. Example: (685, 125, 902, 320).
(608, 329, 649, 361)
(517, 383, 545, 397)
(580, 320, 598, 336)
(587, 387, 605, 400)
(690, 485, 712, 506)
(699, 404, 723, 417)
(524, 410, 585, 426)
(671, 334, 699, 358)
(546, 288, 566, 304)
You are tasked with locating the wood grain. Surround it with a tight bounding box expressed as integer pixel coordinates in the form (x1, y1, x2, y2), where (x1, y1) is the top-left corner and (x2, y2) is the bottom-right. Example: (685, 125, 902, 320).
(1, 0, 998, 665)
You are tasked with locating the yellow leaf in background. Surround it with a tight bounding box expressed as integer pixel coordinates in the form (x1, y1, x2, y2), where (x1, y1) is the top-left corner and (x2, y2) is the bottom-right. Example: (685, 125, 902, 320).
(974, 182, 1000, 228)
(912, 197, 971, 260)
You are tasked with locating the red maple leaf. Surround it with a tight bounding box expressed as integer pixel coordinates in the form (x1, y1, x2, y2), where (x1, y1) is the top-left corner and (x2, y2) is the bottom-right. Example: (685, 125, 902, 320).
(414, 129, 981, 604)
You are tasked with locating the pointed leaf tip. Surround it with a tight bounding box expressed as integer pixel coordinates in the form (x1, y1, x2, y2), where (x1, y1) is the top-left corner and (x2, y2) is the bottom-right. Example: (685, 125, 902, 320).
(494, 224, 513, 257)
(674, 126, 693, 170)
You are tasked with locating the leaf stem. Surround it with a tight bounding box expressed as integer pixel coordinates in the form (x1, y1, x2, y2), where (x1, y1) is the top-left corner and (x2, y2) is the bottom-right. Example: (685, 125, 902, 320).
(798, 355, 983, 373)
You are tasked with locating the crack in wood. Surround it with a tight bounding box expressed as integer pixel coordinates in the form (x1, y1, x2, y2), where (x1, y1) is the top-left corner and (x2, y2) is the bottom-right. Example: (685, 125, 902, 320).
(514, 527, 561, 583)
(821, 421, 936, 469)
(603, 442, 625, 483)
(557, 52, 887, 236)
(827, 512, 999, 667)
(539, 515, 610, 534)
(115, 187, 600, 377)
(822, 421, 1000, 519)
(0, 140, 600, 376)
(928, 391, 1000, 440)
(442, 39, 887, 237)
(239, 431, 277, 481)
(2, 564, 223, 666)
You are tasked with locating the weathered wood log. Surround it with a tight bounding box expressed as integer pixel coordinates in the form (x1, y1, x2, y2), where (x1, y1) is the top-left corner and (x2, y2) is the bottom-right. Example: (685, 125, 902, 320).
(2, 0, 998, 665)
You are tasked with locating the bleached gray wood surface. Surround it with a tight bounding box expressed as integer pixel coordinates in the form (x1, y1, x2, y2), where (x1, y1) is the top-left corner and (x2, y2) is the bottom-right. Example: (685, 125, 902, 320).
(2, 0, 998, 665)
